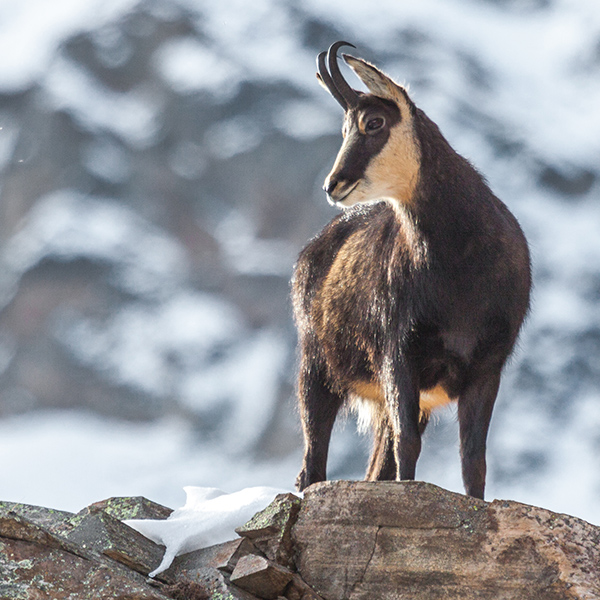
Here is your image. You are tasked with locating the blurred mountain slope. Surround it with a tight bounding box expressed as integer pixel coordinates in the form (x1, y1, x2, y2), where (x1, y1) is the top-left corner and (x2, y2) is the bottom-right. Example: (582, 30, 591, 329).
(0, 0, 599, 519)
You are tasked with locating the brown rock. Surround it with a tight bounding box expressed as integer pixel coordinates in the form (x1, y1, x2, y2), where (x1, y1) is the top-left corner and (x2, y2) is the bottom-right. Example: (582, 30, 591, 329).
(0, 501, 73, 532)
(292, 480, 600, 600)
(0, 502, 87, 558)
(0, 498, 259, 599)
(162, 536, 253, 577)
(0, 535, 172, 600)
(0, 499, 171, 599)
(87, 495, 174, 521)
(284, 573, 325, 600)
(4, 486, 599, 600)
(63, 509, 165, 576)
(215, 536, 258, 573)
(230, 553, 294, 599)
(236, 492, 302, 568)
(162, 538, 262, 599)
(236, 493, 302, 540)
(163, 581, 211, 600)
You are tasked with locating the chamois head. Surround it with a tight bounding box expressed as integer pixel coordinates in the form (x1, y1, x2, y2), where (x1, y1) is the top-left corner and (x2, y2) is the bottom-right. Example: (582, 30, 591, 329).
(318, 42, 421, 208)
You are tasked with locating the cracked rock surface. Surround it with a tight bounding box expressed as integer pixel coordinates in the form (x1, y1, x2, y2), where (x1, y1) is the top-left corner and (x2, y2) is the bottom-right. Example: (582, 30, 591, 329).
(292, 481, 600, 600)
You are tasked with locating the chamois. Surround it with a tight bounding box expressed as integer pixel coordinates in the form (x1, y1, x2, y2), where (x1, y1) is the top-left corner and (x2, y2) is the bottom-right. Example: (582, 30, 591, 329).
(292, 42, 531, 499)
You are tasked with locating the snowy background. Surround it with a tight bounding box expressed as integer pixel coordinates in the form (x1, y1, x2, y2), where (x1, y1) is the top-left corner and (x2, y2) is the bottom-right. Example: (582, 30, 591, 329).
(1, 0, 600, 524)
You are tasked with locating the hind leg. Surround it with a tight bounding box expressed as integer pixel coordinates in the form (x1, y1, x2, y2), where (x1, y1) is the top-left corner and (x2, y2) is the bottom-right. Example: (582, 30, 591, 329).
(366, 421, 396, 481)
(458, 371, 501, 499)
(296, 349, 344, 491)
(366, 410, 429, 481)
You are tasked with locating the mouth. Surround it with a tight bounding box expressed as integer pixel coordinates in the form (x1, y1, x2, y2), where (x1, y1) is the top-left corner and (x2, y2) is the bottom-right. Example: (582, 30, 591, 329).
(326, 181, 359, 206)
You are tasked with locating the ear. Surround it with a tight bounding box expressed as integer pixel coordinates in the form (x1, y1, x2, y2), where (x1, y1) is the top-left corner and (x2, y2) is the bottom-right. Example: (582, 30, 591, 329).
(343, 54, 410, 107)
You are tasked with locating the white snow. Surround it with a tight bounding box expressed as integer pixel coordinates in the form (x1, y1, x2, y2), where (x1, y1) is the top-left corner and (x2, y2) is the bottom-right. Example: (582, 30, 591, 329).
(0, 0, 138, 92)
(488, 389, 600, 522)
(82, 138, 131, 184)
(178, 330, 289, 452)
(153, 37, 242, 99)
(60, 292, 243, 397)
(127, 485, 291, 576)
(3, 0, 600, 164)
(168, 140, 207, 180)
(0, 191, 187, 303)
(215, 210, 296, 276)
(274, 100, 339, 140)
(3, 191, 183, 281)
(42, 56, 162, 148)
(204, 116, 264, 160)
(190, 0, 314, 89)
(0, 119, 18, 170)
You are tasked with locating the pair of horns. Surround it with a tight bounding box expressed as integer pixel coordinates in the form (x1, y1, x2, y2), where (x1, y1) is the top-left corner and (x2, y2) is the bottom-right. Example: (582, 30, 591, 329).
(317, 41, 360, 110)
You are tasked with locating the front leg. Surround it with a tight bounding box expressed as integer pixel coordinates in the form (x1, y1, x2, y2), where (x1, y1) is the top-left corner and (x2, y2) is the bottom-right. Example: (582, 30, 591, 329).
(296, 347, 344, 491)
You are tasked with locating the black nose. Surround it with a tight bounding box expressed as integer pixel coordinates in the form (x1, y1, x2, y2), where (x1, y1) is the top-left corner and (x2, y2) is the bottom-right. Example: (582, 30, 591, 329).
(324, 177, 339, 196)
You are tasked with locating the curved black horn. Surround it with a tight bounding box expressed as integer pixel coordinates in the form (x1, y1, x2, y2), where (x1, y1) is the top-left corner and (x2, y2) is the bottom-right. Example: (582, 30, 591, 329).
(327, 41, 359, 109)
(317, 51, 347, 109)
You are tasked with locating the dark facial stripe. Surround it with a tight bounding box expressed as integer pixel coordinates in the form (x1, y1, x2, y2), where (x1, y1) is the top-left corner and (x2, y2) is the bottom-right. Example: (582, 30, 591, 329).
(333, 98, 401, 186)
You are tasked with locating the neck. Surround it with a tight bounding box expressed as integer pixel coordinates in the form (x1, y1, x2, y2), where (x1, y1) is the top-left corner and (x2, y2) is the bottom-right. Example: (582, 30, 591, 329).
(384, 197, 429, 266)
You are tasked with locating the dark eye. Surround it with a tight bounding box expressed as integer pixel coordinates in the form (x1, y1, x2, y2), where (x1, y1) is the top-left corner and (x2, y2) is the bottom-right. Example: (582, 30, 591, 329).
(365, 117, 385, 133)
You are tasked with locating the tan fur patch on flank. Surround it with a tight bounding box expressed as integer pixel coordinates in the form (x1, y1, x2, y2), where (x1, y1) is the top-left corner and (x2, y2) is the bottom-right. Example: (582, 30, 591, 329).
(313, 229, 365, 335)
(325, 228, 365, 280)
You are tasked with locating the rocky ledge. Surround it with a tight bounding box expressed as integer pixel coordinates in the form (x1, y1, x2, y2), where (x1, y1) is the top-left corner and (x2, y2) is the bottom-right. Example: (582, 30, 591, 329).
(1, 481, 599, 599)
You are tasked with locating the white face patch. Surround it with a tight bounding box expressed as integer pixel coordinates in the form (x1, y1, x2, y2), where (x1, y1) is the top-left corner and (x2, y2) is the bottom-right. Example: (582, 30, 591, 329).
(333, 118, 421, 209)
